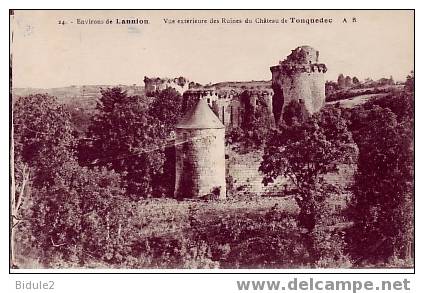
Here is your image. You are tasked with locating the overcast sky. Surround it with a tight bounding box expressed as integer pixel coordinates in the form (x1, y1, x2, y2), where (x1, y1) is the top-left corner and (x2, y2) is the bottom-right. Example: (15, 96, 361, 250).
(11, 10, 414, 88)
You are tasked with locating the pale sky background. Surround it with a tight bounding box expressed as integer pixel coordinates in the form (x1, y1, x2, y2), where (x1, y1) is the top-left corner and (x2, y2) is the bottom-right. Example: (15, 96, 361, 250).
(10, 10, 414, 88)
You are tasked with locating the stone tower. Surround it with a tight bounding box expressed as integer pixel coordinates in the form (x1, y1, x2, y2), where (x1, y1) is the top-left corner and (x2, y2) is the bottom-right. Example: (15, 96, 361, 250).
(174, 99, 226, 200)
(270, 45, 327, 123)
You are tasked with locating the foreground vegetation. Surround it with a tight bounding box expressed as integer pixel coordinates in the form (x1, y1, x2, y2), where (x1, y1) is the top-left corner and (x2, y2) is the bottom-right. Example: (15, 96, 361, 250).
(11, 73, 414, 269)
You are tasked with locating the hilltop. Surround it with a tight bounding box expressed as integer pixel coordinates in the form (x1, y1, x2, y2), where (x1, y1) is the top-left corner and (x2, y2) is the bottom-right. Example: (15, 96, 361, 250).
(12, 84, 145, 109)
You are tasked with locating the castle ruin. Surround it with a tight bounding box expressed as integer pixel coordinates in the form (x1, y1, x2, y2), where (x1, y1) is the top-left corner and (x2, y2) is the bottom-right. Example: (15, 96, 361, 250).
(182, 87, 274, 129)
(270, 45, 327, 122)
(144, 76, 190, 96)
(144, 46, 327, 129)
(147, 46, 327, 199)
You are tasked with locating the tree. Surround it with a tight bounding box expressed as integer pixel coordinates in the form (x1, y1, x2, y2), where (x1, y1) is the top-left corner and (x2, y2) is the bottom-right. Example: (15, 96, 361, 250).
(13, 94, 76, 187)
(12, 94, 77, 266)
(405, 71, 414, 92)
(347, 96, 413, 264)
(176, 76, 188, 87)
(12, 94, 128, 267)
(325, 81, 339, 98)
(225, 91, 271, 152)
(29, 165, 126, 266)
(281, 100, 307, 126)
(148, 87, 183, 135)
(345, 76, 352, 87)
(352, 76, 360, 85)
(337, 74, 346, 88)
(260, 106, 357, 264)
(86, 87, 166, 199)
(148, 88, 184, 197)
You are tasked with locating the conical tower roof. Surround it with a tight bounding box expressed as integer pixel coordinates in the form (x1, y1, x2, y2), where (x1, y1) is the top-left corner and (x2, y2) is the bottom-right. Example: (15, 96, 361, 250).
(176, 99, 224, 129)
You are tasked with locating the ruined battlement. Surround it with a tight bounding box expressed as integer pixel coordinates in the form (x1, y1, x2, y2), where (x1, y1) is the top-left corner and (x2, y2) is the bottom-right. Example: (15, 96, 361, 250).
(182, 87, 273, 128)
(145, 45, 326, 129)
(144, 76, 189, 96)
(271, 45, 327, 122)
(272, 63, 327, 74)
(284, 45, 320, 64)
(165, 45, 327, 200)
(184, 87, 272, 100)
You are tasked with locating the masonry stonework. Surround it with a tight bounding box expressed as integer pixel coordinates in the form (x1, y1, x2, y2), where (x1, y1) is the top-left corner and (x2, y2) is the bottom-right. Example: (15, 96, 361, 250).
(144, 76, 189, 96)
(174, 100, 226, 199)
(225, 147, 288, 196)
(182, 88, 274, 129)
(271, 45, 327, 123)
(150, 45, 328, 199)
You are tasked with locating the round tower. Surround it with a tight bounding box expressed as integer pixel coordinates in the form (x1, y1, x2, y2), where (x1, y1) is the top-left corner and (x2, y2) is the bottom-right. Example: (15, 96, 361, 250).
(270, 45, 327, 123)
(174, 99, 226, 200)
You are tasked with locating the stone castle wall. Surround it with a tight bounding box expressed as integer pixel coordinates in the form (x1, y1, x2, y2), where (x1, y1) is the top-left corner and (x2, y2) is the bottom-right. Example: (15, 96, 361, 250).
(144, 76, 189, 97)
(226, 147, 355, 198)
(175, 128, 226, 199)
(153, 46, 328, 200)
(226, 147, 287, 196)
(145, 46, 326, 127)
(182, 89, 273, 129)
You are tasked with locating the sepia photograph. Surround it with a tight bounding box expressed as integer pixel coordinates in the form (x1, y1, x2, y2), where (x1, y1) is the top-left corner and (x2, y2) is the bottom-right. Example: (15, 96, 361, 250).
(9, 9, 414, 270)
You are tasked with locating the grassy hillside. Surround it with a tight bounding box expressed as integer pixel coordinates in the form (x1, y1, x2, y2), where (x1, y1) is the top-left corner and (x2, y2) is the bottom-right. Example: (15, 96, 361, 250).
(12, 84, 145, 109)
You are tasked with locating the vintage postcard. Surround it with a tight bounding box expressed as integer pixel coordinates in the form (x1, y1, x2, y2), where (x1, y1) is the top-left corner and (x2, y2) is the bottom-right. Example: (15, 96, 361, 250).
(10, 10, 414, 271)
